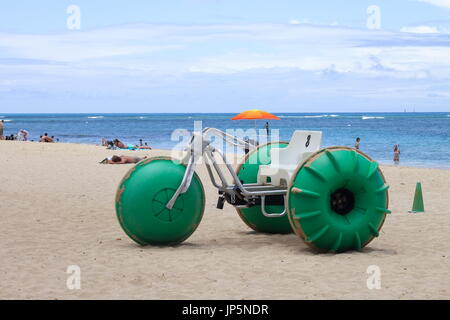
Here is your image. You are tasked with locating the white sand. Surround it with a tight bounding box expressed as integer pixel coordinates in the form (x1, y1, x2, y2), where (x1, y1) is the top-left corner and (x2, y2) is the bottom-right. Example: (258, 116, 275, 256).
(0, 141, 449, 299)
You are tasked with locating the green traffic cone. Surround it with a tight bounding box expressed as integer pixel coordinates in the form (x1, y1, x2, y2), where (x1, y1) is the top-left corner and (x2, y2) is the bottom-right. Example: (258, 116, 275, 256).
(409, 182, 425, 213)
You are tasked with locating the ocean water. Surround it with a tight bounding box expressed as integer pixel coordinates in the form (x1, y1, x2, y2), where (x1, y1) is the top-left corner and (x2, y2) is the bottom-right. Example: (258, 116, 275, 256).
(1, 113, 449, 168)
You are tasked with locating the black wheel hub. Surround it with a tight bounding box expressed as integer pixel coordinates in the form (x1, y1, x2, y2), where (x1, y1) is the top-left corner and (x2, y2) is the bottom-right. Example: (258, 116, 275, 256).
(330, 188, 355, 215)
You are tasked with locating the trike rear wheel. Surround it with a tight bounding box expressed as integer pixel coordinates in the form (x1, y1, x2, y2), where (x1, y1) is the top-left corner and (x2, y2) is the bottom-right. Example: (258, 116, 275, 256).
(235, 142, 293, 234)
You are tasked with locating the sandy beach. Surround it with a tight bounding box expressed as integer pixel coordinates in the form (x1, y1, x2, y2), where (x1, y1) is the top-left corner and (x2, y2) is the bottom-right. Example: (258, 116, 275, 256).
(0, 140, 449, 300)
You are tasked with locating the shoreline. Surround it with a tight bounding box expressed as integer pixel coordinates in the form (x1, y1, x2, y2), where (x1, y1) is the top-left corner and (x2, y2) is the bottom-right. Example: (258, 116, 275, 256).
(2, 140, 449, 171)
(2, 112, 449, 170)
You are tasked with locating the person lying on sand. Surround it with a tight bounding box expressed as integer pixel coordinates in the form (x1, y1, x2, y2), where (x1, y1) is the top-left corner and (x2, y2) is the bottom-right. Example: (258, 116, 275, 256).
(100, 155, 147, 164)
(113, 139, 152, 150)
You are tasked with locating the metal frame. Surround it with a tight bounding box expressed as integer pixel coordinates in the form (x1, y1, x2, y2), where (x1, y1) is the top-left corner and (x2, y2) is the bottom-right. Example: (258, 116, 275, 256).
(166, 128, 288, 217)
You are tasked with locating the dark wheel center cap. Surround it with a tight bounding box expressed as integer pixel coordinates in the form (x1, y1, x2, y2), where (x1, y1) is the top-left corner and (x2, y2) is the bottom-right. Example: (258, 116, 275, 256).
(330, 188, 355, 215)
(152, 188, 184, 222)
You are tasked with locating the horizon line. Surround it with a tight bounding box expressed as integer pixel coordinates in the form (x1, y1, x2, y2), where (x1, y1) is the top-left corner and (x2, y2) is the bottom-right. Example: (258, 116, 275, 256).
(1, 111, 449, 115)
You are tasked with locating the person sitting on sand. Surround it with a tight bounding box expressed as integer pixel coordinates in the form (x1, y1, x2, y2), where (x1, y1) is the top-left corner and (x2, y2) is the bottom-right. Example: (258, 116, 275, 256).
(113, 139, 127, 149)
(101, 138, 115, 149)
(102, 138, 113, 147)
(40, 133, 54, 143)
(100, 155, 147, 164)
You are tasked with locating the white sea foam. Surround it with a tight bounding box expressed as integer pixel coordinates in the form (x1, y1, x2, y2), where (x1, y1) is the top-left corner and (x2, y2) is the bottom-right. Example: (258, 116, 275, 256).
(87, 116, 104, 119)
(278, 116, 302, 118)
(362, 116, 385, 120)
(2, 119, 12, 122)
(279, 114, 340, 119)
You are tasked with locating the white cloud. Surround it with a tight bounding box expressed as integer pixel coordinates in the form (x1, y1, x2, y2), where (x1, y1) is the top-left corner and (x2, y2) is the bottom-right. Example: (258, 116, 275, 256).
(419, 0, 450, 9)
(400, 25, 440, 33)
(288, 19, 301, 25)
(0, 23, 450, 78)
(2, 22, 450, 107)
(288, 19, 310, 25)
(0, 27, 182, 62)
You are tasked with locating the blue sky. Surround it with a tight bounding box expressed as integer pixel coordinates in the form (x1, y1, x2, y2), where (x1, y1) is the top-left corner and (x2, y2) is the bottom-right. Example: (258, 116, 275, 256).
(1, 0, 450, 112)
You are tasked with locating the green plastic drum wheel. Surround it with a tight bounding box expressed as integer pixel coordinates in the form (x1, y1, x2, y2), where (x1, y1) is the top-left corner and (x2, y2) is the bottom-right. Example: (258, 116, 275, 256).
(287, 147, 390, 252)
(236, 142, 293, 234)
(115, 156, 205, 246)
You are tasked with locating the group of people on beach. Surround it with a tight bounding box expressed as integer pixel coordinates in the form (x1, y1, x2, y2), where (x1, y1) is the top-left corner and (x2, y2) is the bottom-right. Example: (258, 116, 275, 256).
(0, 120, 31, 141)
(2, 118, 402, 165)
(354, 137, 401, 164)
(39, 133, 57, 143)
(0, 119, 58, 142)
(102, 138, 152, 150)
(100, 138, 153, 165)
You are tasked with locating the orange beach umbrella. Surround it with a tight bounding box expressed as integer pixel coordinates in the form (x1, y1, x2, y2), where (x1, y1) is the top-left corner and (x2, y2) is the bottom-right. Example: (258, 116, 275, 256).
(231, 109, 280, 120)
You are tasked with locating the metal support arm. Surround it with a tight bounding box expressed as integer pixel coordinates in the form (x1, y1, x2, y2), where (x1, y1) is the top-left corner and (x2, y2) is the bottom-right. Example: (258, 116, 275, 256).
(165, 128, 287, 217)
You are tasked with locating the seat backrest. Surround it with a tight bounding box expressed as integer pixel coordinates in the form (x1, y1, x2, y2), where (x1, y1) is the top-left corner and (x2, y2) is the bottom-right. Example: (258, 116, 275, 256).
(289, 130, 322, 152)
(270, 130, 322, 167)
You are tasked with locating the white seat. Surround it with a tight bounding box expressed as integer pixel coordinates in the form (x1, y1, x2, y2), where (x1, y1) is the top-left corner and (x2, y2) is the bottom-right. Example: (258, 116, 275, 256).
(258, 130, 322, 186)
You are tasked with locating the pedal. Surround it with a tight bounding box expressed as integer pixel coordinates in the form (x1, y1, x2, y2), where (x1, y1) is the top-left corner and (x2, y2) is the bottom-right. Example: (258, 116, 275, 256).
(216, 195, 225, 209)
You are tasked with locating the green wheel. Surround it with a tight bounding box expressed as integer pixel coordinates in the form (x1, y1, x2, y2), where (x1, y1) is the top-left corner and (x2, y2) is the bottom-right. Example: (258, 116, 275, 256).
(236, 142, 293, 234)
(115, 156, 205, 245)
(287, 147, 390, 252)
